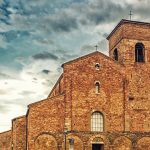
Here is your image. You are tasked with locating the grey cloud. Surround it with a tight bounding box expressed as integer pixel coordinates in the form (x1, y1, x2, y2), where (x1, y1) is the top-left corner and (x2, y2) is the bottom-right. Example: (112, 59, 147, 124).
(0, 72, 14, 79)
(0, 104, 9, 113)
(0, 0, 133, 36)
(57, 67, 62, 73)
(59, 53, 79, 64)
(34, 38, 54, 45)
(26, 72, 34, 75)
(97, 39, 108, 53)
(42, 69, 51, 74)
(81, 44, 94, 52)
(80, 39, 108, 55)
(39, 0, 130, 34)
(82, 1, 130, 25)
(132, 5, 150, 20)
(49, 12, 78, 33)
(32, 51, 58, 60)
(19, 90, 36, 95)
(0, 100, 15, 113)
(42, 81, 49, 86)
(55, 49, 79, 61)
(1, 0, 149, 36)
(0, 98, 30, 109)
(33, 77, 37, 80)
(102, 33, 109, 38)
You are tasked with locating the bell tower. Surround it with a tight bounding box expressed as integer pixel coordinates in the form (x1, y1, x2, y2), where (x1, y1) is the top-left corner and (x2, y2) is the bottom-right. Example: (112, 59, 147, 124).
(107, 20, 150, 132)
(107, 19, 150, 65)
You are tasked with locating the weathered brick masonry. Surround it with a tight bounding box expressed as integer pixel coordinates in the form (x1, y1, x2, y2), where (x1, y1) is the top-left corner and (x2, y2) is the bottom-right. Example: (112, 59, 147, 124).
(0, 19, 150, 150)
(12, 116, 27, 150)
(0, 130, 11, 149)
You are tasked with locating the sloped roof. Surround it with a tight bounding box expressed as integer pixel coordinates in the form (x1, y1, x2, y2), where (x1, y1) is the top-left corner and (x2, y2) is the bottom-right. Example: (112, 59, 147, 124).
(107, 19, 150, 40)
(62, 51, 122, 67)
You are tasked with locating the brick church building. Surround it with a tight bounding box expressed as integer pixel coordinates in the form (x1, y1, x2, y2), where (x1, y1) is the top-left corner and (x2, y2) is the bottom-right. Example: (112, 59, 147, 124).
(0, 19, 150, 150)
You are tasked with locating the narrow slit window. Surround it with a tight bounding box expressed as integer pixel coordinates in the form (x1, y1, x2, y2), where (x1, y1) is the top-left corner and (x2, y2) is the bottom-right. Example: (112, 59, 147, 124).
(113, 48, 118, 61)
(95, 82, 100, 94)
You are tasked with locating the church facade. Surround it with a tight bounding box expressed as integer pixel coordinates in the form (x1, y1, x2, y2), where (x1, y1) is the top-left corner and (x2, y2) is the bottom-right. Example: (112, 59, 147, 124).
(0, 19, 150, 150)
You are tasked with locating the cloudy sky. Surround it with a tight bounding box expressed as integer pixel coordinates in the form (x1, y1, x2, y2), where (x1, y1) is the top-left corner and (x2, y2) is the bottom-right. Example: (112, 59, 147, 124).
(0, 0, 150, 132)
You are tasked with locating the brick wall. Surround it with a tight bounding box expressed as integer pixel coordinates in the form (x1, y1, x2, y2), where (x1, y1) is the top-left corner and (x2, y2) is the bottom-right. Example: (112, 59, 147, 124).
(109, 39, 150, 65)
(27, 95, 65, 149)
(109, 21, 150, 52)
(12, 116, 27, 150)
(63, 52, 125, 132)
(0, 130, 12, 150)
(125, 65, 150, 132)
(108, 21, 150, 133)
(0, 20, 150, 150)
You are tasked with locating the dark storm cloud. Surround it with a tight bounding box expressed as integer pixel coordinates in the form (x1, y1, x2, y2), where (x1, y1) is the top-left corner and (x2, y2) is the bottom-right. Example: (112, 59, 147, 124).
(25, 0, 131, 34)
(0, 0, 133, 37)
(32, 51, 58, 60)
(42, 69, 51, 74)
(49, 12, 78, 32)
(80, 0, 131, 25)
(33, 0, 132, 35)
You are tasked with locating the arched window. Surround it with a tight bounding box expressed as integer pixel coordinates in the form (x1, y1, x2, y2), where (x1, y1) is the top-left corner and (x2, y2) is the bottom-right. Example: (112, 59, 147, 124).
(95, 82, 100, 94)
(91, 112, 104, 132)
(113, 48, 118, 61)
(135, 43, 145, 62)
